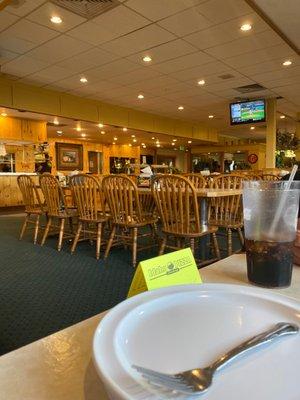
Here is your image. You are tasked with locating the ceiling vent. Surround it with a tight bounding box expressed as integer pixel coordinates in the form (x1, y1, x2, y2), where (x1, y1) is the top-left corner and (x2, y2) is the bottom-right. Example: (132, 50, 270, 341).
(219, 73, 234, 80)
(234, 83, 266, 93)
(51, 0, 121, 19)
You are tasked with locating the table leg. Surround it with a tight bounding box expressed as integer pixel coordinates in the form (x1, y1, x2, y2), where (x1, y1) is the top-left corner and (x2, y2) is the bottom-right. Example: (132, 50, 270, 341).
(199, 198, 209, 260)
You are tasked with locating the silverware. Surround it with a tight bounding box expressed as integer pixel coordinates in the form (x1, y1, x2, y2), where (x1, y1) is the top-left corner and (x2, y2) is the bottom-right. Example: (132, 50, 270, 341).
(133, 322, 298, 396)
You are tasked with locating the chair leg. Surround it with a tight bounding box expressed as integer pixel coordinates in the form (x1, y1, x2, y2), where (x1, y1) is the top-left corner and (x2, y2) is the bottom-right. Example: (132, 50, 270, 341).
(71, 221, 82, 254)
(212, 232, 221, 260)
(227, 228, 232, 256)
(41, 217, 52, 246)
(104, 225, 116, 259)
(159, 236, 167, 255)
(96, 222, 102, 260)
(19, 213, 30, 240)
(33, 214, 40, 245)
(68, 217, 74, 234)
(190, 238, 195, 255)
(132, 227, 138, 268)
(237, 228, 245, 247)
(58, 218, 65, 251)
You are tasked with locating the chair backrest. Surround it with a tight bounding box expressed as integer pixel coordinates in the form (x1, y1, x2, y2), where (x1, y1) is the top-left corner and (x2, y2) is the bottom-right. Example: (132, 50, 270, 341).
(17, 175, 42, 212)
(69, 174, 105, 221)
(39, 173, 66, 216)
(261, 174, 280, 181)
(102, 175, 143, 225)
(209, 174, 244, 225)
(183, 173, 207, 188)
(151, 175, 201, 235)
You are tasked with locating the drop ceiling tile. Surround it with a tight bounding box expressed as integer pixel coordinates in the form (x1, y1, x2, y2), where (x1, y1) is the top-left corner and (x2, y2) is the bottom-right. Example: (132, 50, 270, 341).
(26, 35, 93, 63)
(6, 0, 44, 16)
(150, 51, 214, 74)
(129, 75, 180, 91)
(56, 48, 119, 73)
(107, 67, 162, 85)
(132, 81, 196, 97)
(196, 0, 252, 24)
(0, 11, 19, 32)
(224, 43, 296, 68)
(26, 3, 86, 32)
(157, 8, 213, 36)
(251, 66, 300, 84)
(0, 48, 19, 64)
(266, 76, 300, 89)
(27, 65, 73, 84)
(169, 60, 232, 82)
(206, 30, 283, 59)
(86, 59, 140, 80)
(126, 39, 197, 65)
(100, 25, 176, 57)
(239, 58, 297, 77)
(67, 22, 117, 46)
(1, 55, 50, 77)
(125, 0, 206, 22)
(0, 33, 37, 54)
(3, 19, 59, 45)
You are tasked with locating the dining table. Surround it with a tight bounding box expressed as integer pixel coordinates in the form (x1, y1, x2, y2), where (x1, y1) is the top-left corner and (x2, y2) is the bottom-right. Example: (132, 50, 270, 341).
(1, 253, 299, 400)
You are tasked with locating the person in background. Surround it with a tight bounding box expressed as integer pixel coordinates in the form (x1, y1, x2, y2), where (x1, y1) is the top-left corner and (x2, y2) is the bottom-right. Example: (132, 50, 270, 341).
(282, 164, 300, 265)
(37, 153, 52, 174)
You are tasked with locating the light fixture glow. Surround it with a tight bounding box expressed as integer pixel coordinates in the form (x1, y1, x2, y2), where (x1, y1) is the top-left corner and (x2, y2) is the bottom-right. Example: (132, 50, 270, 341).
(113, 137, 118, 141)
(129, 143, 132, 147)
(198, 79, 205, 85)
(151, 137, 155, 140)
(81, 133, 86, 137)
(98, 123, 104, 128)
(133, 139, 137, 142)
(178, 106, 184, 110)
(208, 115, 214, 119)
(172, 143, 175, 146)
(56, 130, 62, 134)
(101, 130, 105, 134)
(131, 135, 135, 138)
(156, 144, 160, 147)
(188, 140, 192, 144)
(80, 77, 88, 83)
(240, 23, 252, 31)
(283, 60, 292, 66)
(123, 127, 127, 132)
(250, 126, 255, 130)
(53, 119, 59, 125)
(142, 55, 152, 63)
(112, 142, 116, 145)
(50, 15, 62, 24)
(173, 139, 177, 142)
(1, 112, 7, 117)
(76, 126, 82, 132)
(280, 115, 286, 119)
(138, 94, 144, 99)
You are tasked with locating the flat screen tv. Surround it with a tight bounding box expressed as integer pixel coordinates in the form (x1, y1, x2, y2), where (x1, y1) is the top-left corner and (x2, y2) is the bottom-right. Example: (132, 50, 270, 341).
(230, 99, 266, 125)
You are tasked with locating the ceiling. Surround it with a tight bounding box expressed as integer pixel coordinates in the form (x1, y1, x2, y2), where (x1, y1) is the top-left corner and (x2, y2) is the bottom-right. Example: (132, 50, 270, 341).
(0, 0, 299, 139)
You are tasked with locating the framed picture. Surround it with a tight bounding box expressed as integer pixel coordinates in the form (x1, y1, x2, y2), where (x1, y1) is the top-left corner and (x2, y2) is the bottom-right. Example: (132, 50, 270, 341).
(55, 143, 83, 171)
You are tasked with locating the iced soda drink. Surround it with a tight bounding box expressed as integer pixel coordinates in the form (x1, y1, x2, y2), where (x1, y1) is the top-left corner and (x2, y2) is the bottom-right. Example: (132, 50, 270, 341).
(243, 181, 300, 288)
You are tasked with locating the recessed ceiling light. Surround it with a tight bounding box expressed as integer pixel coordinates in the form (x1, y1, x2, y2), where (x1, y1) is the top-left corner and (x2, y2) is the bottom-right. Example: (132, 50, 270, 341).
(142, 145, 146, 148)
(113, 137, 118, 141)
(98, 123, 104, 128)
(188, 140, 192, 144)
(208, 115, 214, 119)
(50, 15, 62, 24)
(198, 79, 205, 85)
(250, 126, 255, 130)
(178, 106, 184, 110)
(129, 144, 132, 147)
(112, 142, 116, 145)
(174, 148, 177, 151)
(283, 60, 292, 66)
(123, 127, 127, 132)
(80, 77, 88, 83)
(1, 112, 7, 117)
(57, 130, 62, 134)
(172, 143, 175, 146)
(142, 55, 152, 63)
(141, 143, 145, 146)
(133, 139, 137, 142)
(173, 139, 177, 142)
(151, 137, 155, 140)
(156, 144, 160, 147)
(81, 133, 86, 137)
(240, 23, 252, 31)
(131, 134, 135, 138)
(280, 115, 286, 119)
(53, 119, 59, 125)
(101, 130, 105, 134)
(76, 126, 82, 132)
(138, 94, 144, 99)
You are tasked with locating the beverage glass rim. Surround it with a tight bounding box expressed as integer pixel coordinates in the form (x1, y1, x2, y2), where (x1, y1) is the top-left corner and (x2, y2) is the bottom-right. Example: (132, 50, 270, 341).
(242, 180, 300, 191)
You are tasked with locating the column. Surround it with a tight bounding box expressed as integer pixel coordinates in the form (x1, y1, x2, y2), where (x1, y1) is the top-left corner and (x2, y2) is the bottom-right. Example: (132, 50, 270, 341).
(265, 98, 277, 168)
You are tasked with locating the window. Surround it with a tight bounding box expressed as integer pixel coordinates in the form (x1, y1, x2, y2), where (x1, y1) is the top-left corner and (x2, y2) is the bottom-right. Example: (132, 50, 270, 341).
(0, 153, 15, 172)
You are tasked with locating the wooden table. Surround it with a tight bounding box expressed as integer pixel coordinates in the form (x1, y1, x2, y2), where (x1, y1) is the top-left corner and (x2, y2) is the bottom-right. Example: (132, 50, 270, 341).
(1, 254, 299, 400)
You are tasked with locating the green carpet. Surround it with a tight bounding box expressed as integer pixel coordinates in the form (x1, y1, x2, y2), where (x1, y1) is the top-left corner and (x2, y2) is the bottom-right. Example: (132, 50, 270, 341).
(0, 215, 241, 356)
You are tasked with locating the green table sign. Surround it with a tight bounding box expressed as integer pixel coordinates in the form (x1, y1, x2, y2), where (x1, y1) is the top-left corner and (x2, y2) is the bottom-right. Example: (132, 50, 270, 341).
(127, 248, 202, 297)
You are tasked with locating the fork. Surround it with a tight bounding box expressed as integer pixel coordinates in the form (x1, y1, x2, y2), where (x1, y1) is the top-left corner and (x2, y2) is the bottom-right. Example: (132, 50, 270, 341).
(133, 322, 298, 396)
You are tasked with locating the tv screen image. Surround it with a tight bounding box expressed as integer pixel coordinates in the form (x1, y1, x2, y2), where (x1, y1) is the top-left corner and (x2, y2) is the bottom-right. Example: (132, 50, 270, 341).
(230, 99, 266, 125)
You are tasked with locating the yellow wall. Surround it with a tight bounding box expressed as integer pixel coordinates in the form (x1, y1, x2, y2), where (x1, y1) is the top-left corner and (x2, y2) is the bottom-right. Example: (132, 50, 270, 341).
(0, 76, 218, 143)
(47, 137, 140, 175)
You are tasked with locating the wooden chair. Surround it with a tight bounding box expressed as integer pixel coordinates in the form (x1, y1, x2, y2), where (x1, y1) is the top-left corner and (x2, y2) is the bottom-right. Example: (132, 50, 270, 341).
(39, 174, 77, 251)
(69, 174, 108, 260)
(17, 175, 45, 244)
(151, 175, 220, 265)
(102, 175, 158, 267)
(261, 174, 280, 181)
(208, 174, 244, 256)
(183, 173, 207, 188)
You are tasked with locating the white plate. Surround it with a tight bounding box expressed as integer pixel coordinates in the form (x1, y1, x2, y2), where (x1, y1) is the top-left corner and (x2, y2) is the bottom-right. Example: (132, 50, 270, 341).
(93, 284, 300, 400)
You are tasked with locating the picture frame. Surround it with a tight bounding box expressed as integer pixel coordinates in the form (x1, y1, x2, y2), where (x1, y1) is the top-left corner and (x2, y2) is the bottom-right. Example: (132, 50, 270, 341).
(55, 142, 83, 171)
